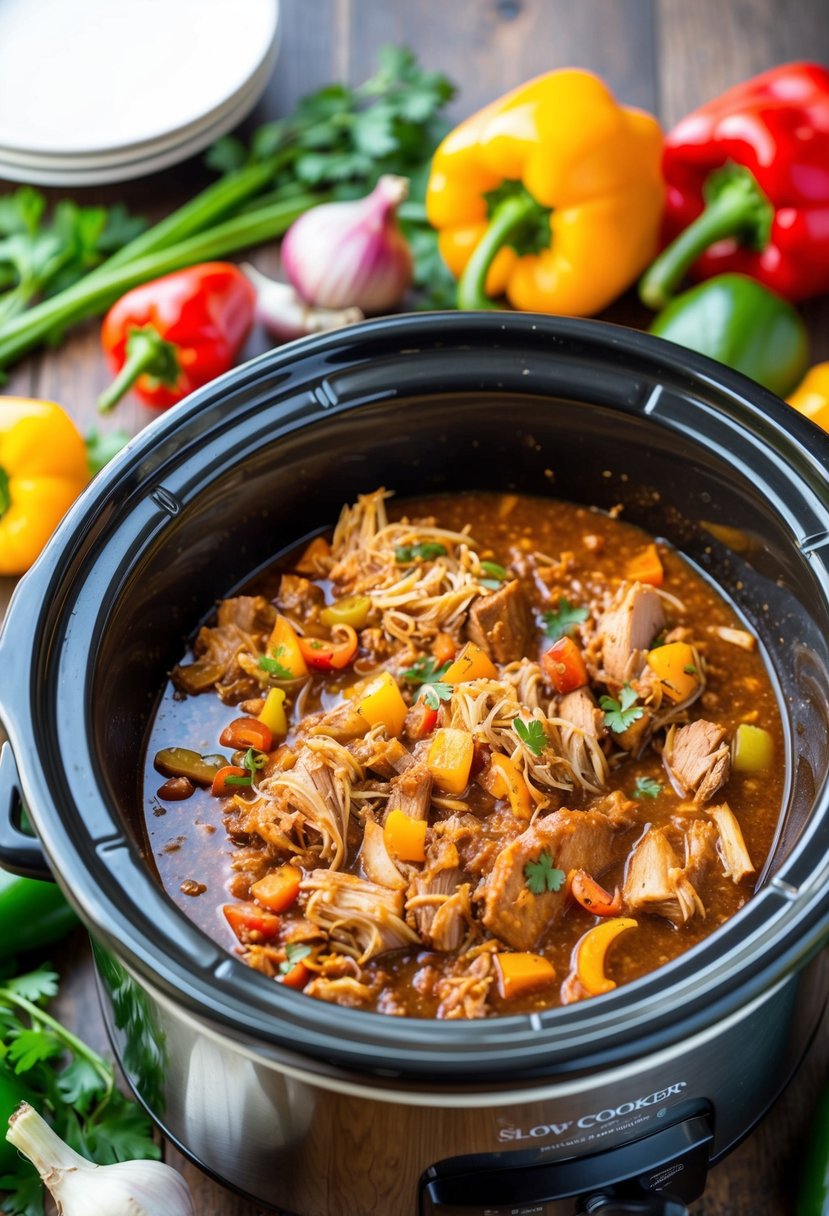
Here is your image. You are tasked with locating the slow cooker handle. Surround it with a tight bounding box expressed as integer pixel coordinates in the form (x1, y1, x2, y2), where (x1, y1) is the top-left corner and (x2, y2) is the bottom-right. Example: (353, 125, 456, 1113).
(584, 1197, 689, 1215)
(0, 742, 54, 880)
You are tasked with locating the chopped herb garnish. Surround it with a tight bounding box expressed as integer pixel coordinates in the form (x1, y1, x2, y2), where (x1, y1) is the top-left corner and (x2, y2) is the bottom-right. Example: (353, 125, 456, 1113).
(479, 559, 508, 589)
(600, 684, 644, 734)
(224, 774, 253, 787)
(401, 655, 450, 685)
(524, 851, 566, 895)
(394, 542, 448, 563)
(243, 748, 267, 780)
(420, 681, 453, 710)
(513, 716, 548, 756)
(633, 776, 663, 799)
(683, 664, 698, 675)
(258, 644, 293, 679)
(279, 943, 312, 975)
(542, 596, 589, 641)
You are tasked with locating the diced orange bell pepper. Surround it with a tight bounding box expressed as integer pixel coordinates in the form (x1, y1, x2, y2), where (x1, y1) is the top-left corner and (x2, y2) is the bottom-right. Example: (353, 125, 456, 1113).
(432, 631, 458, 666)
(263, 615, 309, 679)
(572, 916, 637, 996)
(280, 960, 311, 989)
(443, 641, 498, 684)
(479, 752, 532, 819)
(250, 863, 302, 913)
(427, 727, 474, 794)
(541, 636, 589, 694)
(358, 672, 408, 736)
(219, 716, 273, 752)
(223, 903, 280, 943)
(294, 534, 331, 574)
(625, 543, 664, 587)
(495, 952, 556, 999)
(384, 809, 428, 863)
(646, 641, 700, 703)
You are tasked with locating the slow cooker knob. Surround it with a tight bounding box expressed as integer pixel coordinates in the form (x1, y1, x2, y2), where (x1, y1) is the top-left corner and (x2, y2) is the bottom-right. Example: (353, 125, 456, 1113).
(584, 1196, 689, 1216)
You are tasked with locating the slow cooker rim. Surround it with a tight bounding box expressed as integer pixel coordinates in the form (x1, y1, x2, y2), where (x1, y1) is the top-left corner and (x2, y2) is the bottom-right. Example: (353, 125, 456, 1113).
(2, 311, 829, 1078)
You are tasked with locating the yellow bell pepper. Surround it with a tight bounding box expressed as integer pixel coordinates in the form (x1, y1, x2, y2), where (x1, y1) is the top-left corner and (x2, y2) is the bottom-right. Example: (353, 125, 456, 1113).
(787, 362, 829, 431)
(425, 69, 664, 316)
(358, 671, 408, 737)
(0, 397, 89, 576)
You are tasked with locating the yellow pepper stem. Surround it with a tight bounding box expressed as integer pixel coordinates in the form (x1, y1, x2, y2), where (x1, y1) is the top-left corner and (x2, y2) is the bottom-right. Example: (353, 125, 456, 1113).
(457, 192, 545, 311)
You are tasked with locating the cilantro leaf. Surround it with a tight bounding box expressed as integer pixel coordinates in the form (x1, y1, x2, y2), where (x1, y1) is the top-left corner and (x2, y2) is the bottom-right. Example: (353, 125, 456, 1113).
(394, 542, 448, 563)
(479, 560, 508, 589)
(600, 684, 644, 734)
(6, 1029, 63, 1073)
(633, 776, 663, 799)
(0, 1168, 43, 1216)
(401, 656, 450, 685)
(524, 852, 566, 896)
(420, 682, 453, 711)
(280, 943, 312, 975)
(258, 644, 293, 679)
(2, 966, 59, 1004)
(542, 597, 589, 642)
(513, 716, 548, 756)
(75, 1090, 161, 1164)
(56, 1057, 108, 1113)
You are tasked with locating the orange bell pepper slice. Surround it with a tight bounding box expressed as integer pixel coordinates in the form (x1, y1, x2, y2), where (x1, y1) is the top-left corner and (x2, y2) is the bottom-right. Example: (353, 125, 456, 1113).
(567, 869, 623, 917)
(384, 809, 428, 863)
(250, 864, 302, 913)
(495, 952, 556, 999)
(572, 916, 637, 996)
(219, 716, 273, 753)
(625, 543, 664, 587)
(443, 641, 498, 685)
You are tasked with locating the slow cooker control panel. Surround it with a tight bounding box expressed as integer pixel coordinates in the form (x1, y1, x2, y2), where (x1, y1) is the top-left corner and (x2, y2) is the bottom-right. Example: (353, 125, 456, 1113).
(419, 1115, 712, 1216)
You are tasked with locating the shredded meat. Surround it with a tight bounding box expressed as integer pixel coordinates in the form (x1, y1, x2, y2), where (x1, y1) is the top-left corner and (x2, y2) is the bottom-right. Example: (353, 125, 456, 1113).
(467, 579, 533, 663)
(597, 581, 665, 684)
(556, 687, 605, 737)
(172, 595, 276, 701)
(276, 574, 325, 621)
(707, 803, 755, 883)
(407, 839, 469, 952)
(386, 761, 433, 821)
(663, 720, 731, 802)
(301, 870, 419, 961)
(622, 826, 708, 925)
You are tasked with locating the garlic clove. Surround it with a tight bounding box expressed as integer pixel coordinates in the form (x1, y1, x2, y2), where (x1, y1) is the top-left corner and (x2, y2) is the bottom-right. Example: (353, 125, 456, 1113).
(242, 264, 363, 342)
(7, 1102, 195, 1216)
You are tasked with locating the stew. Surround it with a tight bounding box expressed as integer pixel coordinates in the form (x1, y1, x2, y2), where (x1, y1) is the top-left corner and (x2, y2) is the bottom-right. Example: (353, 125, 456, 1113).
(143, 489, 783, 1019)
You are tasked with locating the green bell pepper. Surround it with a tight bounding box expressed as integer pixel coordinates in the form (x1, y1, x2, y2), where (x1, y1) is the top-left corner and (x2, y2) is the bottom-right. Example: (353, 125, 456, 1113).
(0, 870, 78, 961)
(0, 1062, 39, 1173)
(648, 272, 810, 398)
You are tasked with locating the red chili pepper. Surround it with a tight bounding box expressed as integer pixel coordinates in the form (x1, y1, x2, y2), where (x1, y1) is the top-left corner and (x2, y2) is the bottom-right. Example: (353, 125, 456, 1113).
(640, 62, 829, 307)
(98, 262, 256, 412)
(541, 636, 589, 695)
(297, 624, 359, 671)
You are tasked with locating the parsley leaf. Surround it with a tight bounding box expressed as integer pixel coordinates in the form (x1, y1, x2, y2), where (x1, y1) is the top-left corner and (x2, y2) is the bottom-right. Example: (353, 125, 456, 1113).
(5, 1028, 63, 1072)
(420, 681, 453, 710)
(2, 966, 59, 1004)
(633, 776, 663, 799)
(401, 656, 450, 685)
(524, 852, 566, 896)
(394, 542, 448, 563)
(258, 644, 293, 679)
(513, 716, 548, 756)
(542, 597, 589, 642)
(600, 684, 644, 734)
(280, 943, 312, 975)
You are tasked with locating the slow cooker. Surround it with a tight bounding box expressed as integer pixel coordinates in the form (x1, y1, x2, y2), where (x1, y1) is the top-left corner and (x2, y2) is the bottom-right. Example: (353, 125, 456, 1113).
(0, 313, 827, 1216)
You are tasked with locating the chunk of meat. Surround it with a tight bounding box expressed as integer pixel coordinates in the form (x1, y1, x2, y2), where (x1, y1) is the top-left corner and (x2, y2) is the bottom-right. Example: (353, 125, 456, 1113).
(304, 701, 371, 743)
(556, 687, 605, 738)
(434, 948, 495, 1020)
(467, 579, 533, 664)
(663, 720, 731, 802)
(480, 806, 627, 951)
(597, 581, 665, 683)
(707, 803, 755, 883)
(408, 840, 468, 952)
(622, 826, 704, 926)
(301, 870, 419, 961)
(276, 574, 324, 622)
(352, 733, 415, 778)
(386, 761, 433, 821)
(172, 595, 276, 700)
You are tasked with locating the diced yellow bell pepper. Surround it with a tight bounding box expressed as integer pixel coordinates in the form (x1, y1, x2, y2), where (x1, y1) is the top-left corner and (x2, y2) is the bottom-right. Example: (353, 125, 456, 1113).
(479, 752, 532, 819)
(427, 727, 474, 794)
(320, 594, 372, 630)
(358, 672, 408, 736)
(384, 809, 427, 863)
(732, 722, 774, 773)
(258, 687, 288, 737)
(443, 641, 498, 685)
(646, 641, 700, 703)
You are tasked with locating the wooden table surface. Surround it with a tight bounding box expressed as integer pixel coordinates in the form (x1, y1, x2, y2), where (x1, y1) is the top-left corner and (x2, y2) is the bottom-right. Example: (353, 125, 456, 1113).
(1, 2, 828, 1213)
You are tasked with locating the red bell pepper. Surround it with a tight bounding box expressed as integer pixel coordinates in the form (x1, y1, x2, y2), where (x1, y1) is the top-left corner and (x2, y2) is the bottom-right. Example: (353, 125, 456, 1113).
(98, 262, 255, 412)
(640, 62, 829, 307)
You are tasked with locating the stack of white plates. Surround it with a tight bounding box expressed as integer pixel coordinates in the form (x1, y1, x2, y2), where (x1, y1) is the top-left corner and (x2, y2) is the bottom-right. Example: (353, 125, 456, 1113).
(0, 0, 280, 186)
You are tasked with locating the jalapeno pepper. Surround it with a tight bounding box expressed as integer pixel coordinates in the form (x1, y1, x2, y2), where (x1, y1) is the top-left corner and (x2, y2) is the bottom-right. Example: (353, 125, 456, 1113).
(0, 870, 78, 961)
(98, 262, 256, 413)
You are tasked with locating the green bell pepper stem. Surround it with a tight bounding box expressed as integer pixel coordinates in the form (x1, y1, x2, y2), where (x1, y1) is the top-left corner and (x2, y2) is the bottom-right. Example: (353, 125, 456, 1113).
(648, 273, 810, 398)
(639, 163, 775, 310)
(457, 192, 542, 311)
(97, 327, 180, 415)
(0, 871, 78, 961)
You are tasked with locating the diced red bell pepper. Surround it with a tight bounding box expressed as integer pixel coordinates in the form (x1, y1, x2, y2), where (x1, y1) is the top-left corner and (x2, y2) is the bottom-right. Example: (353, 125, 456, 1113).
(541, 636, 589, 694)
(297, 624, 359, 670)
(219, 716, 273, 753)
(223, 903, 280, 943)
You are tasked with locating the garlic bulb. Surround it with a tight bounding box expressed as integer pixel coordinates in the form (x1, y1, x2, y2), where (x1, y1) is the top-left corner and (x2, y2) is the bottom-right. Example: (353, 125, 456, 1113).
(6, 1102, 195, 1216)
(242, 263, 363, 342)
(280, 175, 413, 313)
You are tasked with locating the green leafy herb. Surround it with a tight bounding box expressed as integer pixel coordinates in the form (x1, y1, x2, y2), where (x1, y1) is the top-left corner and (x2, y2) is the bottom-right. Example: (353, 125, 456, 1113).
(633, 776, 663, 799)
(243, 748, 267, 781)
(224, 773, 253, 788)
(279, 943, 312, 975)
(258, 644, 293, 680)
(394, 542, 448, 564)
(600, 684, 644, 734)
(542, 597, 589, 642)
(401, 655, 451, 685)
(683, 664, 698, 675)
(478, 559, 509, 591)
(420, 681, 453, 711)
(523, 852, 566, 896)
(513, 716, 548, 756)
(0, 965, 159, 1214)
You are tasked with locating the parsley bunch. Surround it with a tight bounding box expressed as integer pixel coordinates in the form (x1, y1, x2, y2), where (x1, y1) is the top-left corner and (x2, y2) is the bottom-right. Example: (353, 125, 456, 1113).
(0, 965, 158, 1216)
